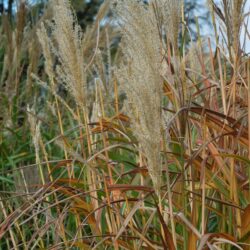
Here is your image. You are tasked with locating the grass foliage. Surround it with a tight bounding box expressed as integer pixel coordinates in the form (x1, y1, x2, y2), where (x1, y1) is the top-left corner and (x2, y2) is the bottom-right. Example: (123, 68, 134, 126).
(0, 0, 250, 249)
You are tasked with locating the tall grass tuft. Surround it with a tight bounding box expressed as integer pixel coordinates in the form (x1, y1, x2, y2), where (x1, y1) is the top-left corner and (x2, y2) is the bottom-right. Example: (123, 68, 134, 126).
(0, 0, 250, 249)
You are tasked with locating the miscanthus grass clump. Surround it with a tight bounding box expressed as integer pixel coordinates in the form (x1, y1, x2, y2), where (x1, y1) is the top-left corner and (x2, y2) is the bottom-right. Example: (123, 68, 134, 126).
(1, 0, 250, 249)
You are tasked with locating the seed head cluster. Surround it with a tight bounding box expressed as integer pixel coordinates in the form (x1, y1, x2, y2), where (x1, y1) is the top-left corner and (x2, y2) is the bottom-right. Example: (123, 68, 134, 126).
(114, 0, 163, 193)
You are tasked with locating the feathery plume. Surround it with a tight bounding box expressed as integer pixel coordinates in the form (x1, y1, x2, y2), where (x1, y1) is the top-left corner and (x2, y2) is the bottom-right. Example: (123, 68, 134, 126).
(158, 0, 182, 55)
(114, 0, 163, 193)
(38, 0, 87, 109)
